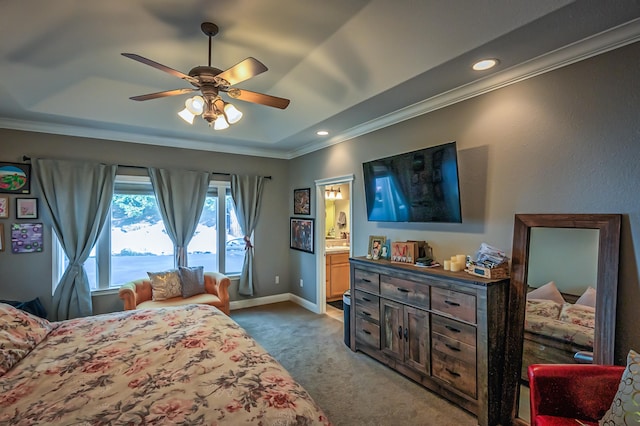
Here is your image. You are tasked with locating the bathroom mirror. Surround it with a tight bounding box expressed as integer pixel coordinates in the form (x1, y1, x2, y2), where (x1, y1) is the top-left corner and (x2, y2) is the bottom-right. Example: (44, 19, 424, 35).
(508, 213, 621, 424)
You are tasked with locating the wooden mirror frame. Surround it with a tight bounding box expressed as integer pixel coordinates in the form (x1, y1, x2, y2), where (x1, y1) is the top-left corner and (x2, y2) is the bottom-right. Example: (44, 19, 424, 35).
(506, 213, 621, 425)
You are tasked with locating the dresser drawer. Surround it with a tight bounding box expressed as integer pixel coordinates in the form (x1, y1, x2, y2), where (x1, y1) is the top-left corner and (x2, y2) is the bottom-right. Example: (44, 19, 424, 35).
(354, 269, 380, 293)
(354, 290, 380, 322)
(355, 317, 380, 349)
(431, 287, 476, 324)
(431, 315, 476, 347)
(432, 352, 477, 398)
(432, 332, 476, 365)
(380, 275, 429, 307)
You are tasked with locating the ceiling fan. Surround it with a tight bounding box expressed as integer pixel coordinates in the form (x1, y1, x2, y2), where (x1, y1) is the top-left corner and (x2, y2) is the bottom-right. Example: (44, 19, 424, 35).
(122, 22, 290, 129)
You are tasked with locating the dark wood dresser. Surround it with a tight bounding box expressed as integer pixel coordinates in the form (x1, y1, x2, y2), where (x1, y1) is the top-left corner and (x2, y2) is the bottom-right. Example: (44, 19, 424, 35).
(349, 257, 515, 426)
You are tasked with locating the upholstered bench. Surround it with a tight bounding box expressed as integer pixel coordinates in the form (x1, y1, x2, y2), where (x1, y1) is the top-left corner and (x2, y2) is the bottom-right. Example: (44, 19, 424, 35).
(118, 271, 230, 315)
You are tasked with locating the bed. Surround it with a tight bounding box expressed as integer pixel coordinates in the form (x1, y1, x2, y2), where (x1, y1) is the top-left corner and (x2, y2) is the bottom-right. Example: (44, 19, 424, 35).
(520, 282, 595, 381)
(0, 302, 331, 425)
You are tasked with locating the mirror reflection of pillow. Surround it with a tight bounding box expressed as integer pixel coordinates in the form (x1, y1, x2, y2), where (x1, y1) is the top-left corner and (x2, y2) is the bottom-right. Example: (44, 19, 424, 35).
(526, 299, 562, 319)
(559, 303, 595, 329)
(526, 281, 566, 305)
(575, 286, 597, 308)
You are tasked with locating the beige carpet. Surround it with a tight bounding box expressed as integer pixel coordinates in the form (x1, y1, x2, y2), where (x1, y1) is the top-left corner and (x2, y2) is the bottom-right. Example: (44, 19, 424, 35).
(231, 302, 477, 426)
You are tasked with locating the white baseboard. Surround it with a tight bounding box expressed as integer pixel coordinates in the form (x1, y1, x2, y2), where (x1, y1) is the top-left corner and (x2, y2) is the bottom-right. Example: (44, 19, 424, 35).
(229, 292, 320, 313)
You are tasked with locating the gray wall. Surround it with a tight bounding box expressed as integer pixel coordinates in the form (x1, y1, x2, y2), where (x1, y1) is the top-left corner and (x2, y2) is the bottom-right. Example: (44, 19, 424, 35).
(0, 132, 291, 315)
(288, 41, 640, 363)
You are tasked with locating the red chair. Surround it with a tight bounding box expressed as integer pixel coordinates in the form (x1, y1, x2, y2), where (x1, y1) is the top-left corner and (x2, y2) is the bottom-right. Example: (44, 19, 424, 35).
(528, 364, 624, 425)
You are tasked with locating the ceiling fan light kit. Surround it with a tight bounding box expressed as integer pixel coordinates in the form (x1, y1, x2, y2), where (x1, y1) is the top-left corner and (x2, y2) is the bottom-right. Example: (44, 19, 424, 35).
(123, 22, 289, 131)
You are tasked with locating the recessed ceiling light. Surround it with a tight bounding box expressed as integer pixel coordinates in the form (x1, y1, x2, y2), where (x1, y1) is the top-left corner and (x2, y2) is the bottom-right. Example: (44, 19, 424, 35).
(472, 58, 499, 71)
(317, 130, 329, 136)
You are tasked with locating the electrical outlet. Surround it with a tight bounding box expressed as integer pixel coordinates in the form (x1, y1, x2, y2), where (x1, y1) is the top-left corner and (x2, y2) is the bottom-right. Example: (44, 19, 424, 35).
(299, 279, 303, 287)
(275, 275, 279, 284)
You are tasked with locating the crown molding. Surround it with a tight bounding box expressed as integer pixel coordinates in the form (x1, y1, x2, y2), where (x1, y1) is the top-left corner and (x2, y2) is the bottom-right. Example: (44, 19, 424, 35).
(289, 18, 640, 158)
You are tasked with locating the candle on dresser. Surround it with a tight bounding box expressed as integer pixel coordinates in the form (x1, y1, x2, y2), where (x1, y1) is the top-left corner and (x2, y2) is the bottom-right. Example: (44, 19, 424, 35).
(450, 261, 463, 272)
(443, 260, 451, 271)
(456, 254, 466, 264)
(450, 256, 457, 262)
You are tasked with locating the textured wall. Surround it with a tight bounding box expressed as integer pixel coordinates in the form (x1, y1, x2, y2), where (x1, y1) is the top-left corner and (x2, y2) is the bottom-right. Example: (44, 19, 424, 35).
(289, 41, 640, 363)
(0, 133, 291, 315)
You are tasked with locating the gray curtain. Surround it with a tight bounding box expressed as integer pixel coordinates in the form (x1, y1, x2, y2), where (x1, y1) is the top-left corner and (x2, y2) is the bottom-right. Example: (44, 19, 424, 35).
(231, 174, 266, 296)
(33, 158, 117, 320)
(149, 167, 209, 267)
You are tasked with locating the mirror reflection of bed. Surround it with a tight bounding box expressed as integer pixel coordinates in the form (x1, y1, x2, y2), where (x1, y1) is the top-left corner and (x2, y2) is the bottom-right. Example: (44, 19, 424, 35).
(521, 227, 599, 382)
(511, 214, 621, 424)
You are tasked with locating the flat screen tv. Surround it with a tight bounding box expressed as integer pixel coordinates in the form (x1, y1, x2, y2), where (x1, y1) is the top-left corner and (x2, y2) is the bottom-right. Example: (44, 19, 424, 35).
(362, 141, 462, 223)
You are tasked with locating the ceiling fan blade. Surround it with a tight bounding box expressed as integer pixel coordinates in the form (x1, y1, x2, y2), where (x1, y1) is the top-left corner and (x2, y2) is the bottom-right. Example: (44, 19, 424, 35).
(130, 88, 197, 101)
(217, 57, 268, 86)
(229, 89, 290, 109)
(122, 53, 199, 85)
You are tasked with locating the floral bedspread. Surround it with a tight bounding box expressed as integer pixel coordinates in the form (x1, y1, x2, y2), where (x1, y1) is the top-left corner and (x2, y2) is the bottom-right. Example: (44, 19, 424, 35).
(0, 304, 331, 425)
(524, 314, 594, 348)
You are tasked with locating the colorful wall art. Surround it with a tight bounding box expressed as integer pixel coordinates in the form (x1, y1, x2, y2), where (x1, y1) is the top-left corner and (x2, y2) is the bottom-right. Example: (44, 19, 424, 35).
(11, 222, 43, 254)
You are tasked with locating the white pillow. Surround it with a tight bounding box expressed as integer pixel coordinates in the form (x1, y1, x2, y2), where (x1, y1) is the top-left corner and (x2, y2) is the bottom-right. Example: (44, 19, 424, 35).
(527, 281, 565, 305)
(147, 269, 182, 301)
(575, 286, 597, 308)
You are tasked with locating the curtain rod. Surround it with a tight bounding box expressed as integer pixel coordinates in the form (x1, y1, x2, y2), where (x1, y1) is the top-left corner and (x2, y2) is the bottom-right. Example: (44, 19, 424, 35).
(22, 156, 271, 179)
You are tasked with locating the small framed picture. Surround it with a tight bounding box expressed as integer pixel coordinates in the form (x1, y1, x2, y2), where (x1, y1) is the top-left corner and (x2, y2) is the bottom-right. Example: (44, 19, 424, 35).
(293, 188, 311, 215)
(16, 198, 38, 219)
(290, 217, 314, 253)
(0, 223, 4, 252)
(11, 222, 44, 253)
(368, 235, 386, 259)
(0, 195, 8, 218)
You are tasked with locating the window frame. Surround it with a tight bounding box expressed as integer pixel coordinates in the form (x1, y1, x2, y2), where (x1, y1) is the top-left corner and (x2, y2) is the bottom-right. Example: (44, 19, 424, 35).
(52, 175, 240, 293)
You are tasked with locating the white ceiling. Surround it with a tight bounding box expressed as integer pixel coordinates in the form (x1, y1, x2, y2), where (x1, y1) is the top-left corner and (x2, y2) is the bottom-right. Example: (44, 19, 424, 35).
(1, 1, 639, 159)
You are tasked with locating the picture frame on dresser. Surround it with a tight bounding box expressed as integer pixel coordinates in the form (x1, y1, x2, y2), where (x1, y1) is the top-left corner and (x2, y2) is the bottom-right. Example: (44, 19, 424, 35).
(368, 235, 386, 258)
(0, 195, 8, 218)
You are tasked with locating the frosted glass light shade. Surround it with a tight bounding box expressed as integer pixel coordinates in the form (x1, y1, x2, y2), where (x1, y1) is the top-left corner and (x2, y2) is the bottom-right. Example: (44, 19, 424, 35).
(214, 115, 229, 130)
(186, 95, 204, 115)
(224, 103, 243, 124)
(178, 108, 195, 124)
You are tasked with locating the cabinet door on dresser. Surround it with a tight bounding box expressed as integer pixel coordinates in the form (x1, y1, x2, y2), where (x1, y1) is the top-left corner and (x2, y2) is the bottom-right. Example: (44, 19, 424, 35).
(403, 306, 430, 375)
(380, 299, 430, 375)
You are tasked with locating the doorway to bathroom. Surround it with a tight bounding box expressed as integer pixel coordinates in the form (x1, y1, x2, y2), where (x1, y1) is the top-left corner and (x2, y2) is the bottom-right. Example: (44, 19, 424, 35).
(314, 175, 354, 318)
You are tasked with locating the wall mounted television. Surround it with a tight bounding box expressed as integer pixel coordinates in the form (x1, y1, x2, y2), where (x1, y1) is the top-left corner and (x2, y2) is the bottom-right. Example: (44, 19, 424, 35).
(362, 141, 462, 223)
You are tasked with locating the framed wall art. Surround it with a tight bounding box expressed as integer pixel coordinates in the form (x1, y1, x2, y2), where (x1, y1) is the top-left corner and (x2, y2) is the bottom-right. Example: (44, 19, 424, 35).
(16, 198, 38, 219)
(0, 195, 8, 218)
(11, 222, 44, 254)
(0, 162, 31, 194)
(290, 217, 314, 253)
(293, 188, 311, 215)
(0, 223, 4, 252)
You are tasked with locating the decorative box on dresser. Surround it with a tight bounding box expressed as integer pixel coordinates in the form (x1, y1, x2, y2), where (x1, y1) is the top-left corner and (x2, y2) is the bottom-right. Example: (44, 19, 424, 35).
(349, 257, 517, 426)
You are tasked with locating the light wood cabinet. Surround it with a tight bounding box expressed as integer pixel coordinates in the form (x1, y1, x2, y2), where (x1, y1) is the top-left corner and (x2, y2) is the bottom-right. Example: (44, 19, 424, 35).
(326, 252, 350, 301)
(349, 257, 516, 426)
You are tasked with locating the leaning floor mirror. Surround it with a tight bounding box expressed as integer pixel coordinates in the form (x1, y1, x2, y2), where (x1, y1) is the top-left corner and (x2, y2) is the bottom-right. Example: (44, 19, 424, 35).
(507, 214, 621, 424)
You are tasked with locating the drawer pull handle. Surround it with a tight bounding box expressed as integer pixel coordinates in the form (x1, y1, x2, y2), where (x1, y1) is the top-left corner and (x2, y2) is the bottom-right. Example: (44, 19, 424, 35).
(363, 330, 371, 335)
(445, 325, 461, 333)
(404, 327, 408, 342)
(444, 300, 461, 307)
(398, 326, 403, 339)
(362, 311, 371, 317)
(397, 287, 410, 293)
(362, 278, 372, 283)
(445, 343, 461, 352)
(446, 368, 461, 378)
(362, 297, 371, 302)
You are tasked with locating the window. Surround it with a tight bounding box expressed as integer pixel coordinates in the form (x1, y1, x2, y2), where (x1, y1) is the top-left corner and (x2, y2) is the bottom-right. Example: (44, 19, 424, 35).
(53, 175, 244, 292)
